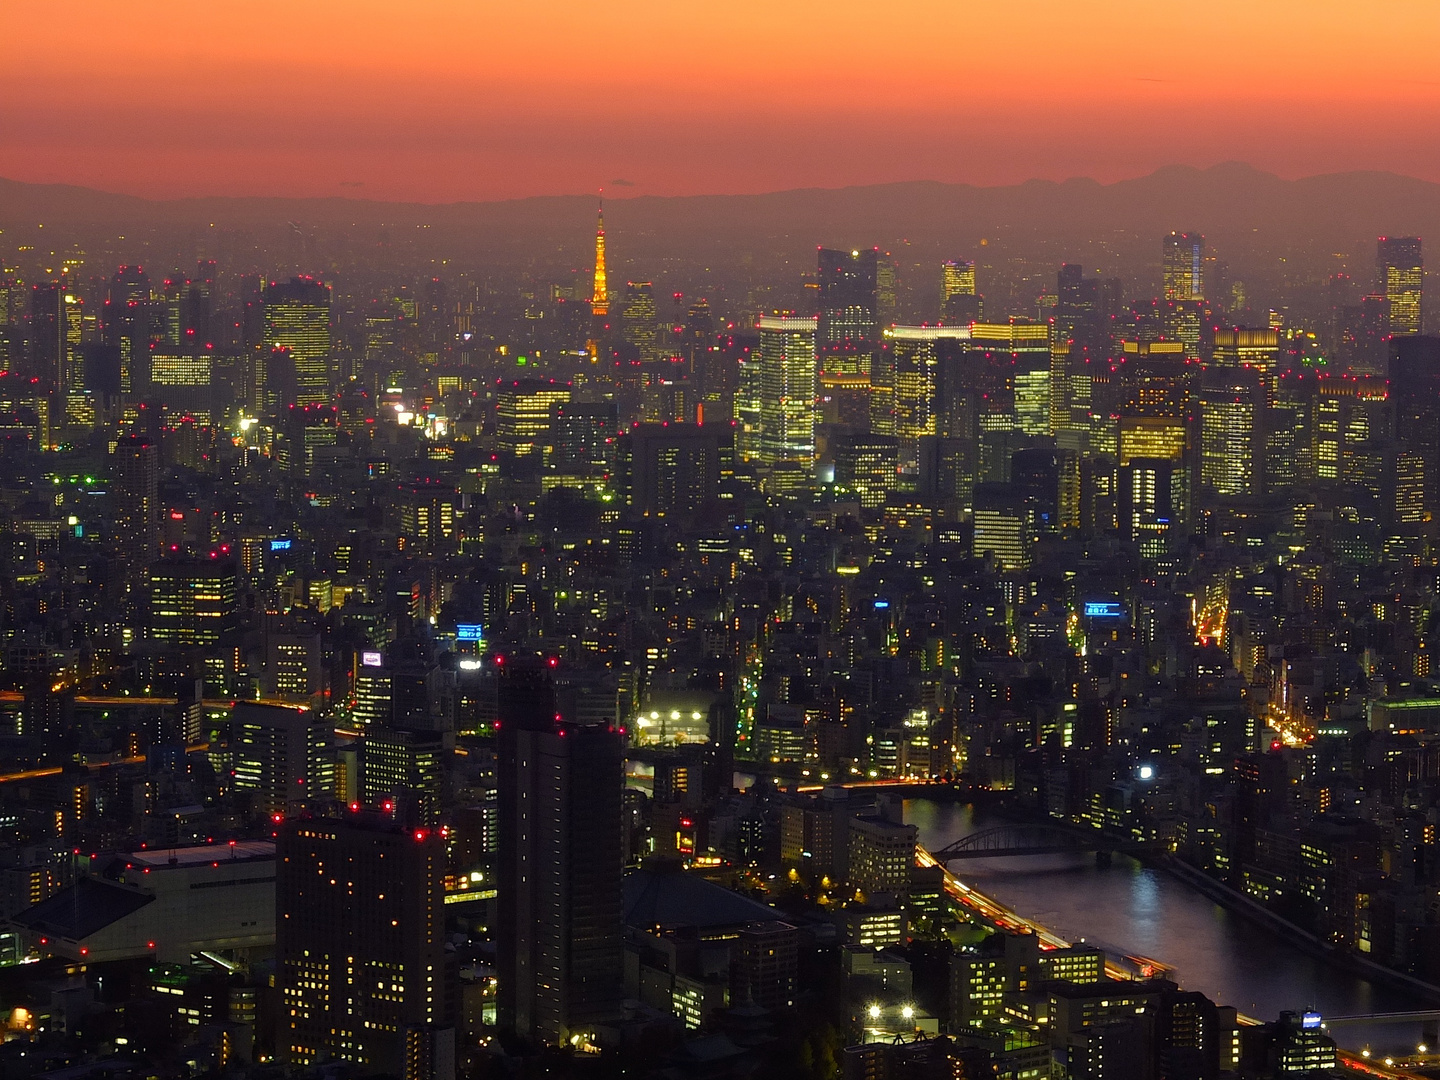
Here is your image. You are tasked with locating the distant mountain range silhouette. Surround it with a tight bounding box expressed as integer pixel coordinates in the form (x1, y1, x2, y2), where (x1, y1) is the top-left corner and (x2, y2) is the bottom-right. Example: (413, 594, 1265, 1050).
(3, 163, 1435, 282)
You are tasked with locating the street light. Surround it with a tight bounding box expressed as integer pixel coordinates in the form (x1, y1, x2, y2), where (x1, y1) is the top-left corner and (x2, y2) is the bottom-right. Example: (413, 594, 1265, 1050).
(868, 1004, 881, 1020)
(901, 1006, 914, 1020)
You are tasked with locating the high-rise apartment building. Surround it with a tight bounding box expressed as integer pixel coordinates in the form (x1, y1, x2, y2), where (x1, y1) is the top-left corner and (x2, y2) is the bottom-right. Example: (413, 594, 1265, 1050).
(1378, 236, 1423, 335)
(264, 277, 332, 406)
(496, 658, 623, 1047)
(277, 815, 454, 1079)
(756, 315, 819, 485)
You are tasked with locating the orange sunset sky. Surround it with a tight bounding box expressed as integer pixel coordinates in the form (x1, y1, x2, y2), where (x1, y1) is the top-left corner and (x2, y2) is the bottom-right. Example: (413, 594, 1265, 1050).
(3, 0, 1439, 203)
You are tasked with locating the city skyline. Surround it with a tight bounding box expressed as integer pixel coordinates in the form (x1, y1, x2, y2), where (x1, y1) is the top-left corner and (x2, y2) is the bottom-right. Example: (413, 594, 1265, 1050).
(6, 4, 1440, 1076)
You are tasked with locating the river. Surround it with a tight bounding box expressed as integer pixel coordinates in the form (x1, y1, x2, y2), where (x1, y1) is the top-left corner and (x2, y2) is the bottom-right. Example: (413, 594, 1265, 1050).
(906, 799, 1431, 1057)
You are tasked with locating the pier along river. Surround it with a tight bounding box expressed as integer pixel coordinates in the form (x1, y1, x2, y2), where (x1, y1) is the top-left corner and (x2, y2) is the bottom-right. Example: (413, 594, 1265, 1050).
(905, 799, 1431, 1057)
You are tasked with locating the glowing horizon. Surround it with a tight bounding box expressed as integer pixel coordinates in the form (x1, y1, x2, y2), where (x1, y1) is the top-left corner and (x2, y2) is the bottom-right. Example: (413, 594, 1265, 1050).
(4, 0, 1440, 202)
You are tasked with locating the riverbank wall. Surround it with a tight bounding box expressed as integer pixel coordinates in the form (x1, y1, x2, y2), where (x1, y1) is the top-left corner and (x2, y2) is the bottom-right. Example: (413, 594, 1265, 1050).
(1159, 854, 1440, 1006)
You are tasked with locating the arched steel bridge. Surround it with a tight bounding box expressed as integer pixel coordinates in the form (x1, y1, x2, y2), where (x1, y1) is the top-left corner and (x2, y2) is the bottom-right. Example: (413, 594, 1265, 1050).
(930, 823, 1157, 861)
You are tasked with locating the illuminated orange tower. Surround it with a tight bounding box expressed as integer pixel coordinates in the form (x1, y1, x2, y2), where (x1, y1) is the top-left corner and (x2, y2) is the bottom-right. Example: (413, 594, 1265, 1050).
(586, 200, 608, 360)
(591, 202, 608, 318)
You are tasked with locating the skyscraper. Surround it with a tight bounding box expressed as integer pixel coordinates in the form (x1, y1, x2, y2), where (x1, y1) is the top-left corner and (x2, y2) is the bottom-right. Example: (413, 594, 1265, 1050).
(817, 248, 879, 359)
(276, 814, 454, 1079)
(1390, 335, 1440, 524)
(756, 315, 819, 485)
(496, 657, 623, 1047)
(1378, 236, 1423, 335)
(1162, 233, 1205, 301)
(264, 277, 332, 406)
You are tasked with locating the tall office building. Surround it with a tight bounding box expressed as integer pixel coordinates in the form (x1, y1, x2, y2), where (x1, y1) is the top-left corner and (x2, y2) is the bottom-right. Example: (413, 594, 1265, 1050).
(882, 326, 969, 467)
(277, 815, 454, 1079)
(149, 352, 215, 423)
(111, 435, 160, 577)
(548, 401, 616, 473)
(28, 283, 63, 388)
(1162, 232, 1205, 301)
(614, 422, 723, 519)
(1211, 328, 1281, 372)
(817, 248, 879, 358)
(1335, 295, 1389, 375)
(940, 260, 981, 323)
(833, 432, 900, 509)
(61, 291, 84, 396)
(1378, 236, 1423, 335)
(1390, 335, 1440, 524)
(231, 702, 333, 817)
(264, 277, 332, 406)
(1052, 265, 1107, 437)
(146, 557, 239, 646)
(362, 727, 448, 826)
(972, 483, 1031, 570)
(756, 315, 819, 485)
(496, 657, 623, 1047)
(496, 379, 572, 458)
(620, 282, 659, 362)
(103, 265, 155, 394)
(1198, 372, 1264, 497)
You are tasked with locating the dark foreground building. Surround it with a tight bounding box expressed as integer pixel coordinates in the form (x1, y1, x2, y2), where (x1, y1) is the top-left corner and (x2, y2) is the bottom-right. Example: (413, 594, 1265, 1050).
(277, 813, 455, 1079)
(496, 656, 625, 1047)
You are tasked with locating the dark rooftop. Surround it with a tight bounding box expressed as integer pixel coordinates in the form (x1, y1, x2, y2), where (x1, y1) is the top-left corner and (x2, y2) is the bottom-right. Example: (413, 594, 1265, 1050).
(623, 865, 780, 930)
(12, 878, 154, 940)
